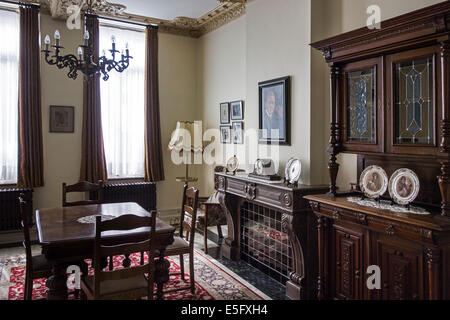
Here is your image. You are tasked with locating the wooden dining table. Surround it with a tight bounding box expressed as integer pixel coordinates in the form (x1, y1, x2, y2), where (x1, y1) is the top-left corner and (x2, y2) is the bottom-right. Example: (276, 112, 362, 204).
(35, 202, 175, 300)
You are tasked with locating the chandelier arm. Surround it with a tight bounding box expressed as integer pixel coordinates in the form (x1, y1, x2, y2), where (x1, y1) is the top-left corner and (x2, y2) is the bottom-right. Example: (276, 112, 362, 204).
(54, 54, 80, 80)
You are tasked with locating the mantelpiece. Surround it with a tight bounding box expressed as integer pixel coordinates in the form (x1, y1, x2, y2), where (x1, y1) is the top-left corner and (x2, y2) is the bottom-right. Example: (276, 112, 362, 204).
(215, 172, 328, 300)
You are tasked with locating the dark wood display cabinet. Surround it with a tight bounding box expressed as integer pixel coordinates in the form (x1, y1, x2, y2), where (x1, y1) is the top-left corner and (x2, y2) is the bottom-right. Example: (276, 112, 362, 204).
(308, 2, 450, 300)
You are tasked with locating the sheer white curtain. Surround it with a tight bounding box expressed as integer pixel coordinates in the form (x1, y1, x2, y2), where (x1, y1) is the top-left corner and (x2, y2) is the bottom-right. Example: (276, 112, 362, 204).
(99, 24, 145, 179)
(0, 9, 19, 184)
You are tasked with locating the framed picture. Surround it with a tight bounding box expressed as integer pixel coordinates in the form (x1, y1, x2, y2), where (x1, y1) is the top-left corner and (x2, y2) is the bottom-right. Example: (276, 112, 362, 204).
(220, 126, 232, 144)
(232, 121, 244, 144)
(230, 100, 244, 120)
(50, 106, 74, 133)
(220, 102, 230, 124)
(258, 76, 291, 145)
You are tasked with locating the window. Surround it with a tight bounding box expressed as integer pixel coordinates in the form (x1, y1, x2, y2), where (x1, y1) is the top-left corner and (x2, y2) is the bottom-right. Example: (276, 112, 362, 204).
(0, 8, 19, 184)
(99, 23, 146, 179)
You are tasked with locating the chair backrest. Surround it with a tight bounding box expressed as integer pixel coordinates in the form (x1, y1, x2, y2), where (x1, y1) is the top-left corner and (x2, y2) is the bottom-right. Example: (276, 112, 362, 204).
(62, 180, 104, 207)
(179, 184, 199, 247)
(18, 194, 33, 270)
(93, 212, 157, 300)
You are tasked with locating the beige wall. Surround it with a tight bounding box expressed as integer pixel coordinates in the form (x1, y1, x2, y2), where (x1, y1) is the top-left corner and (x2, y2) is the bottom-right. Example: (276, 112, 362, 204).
(33, 0, 446, 211)
(35, 13, 198, 212)
(198, 0, 316, 196)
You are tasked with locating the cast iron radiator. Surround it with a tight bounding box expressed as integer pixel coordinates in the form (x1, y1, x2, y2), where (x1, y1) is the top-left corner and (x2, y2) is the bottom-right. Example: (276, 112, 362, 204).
(0, 188, 33, 231)
(240, 202, 293, 285)
(90, 182, 156, 212)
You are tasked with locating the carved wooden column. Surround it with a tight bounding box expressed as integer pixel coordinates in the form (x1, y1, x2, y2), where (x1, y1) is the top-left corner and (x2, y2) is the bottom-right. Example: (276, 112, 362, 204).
(316, 211, 330, 300)
(426, 248, 442, 300)
(217, 176, 241, 260)
(327, 64, 341, 197)
(440, 41, 450, 217)
(282, 213, 306, 300)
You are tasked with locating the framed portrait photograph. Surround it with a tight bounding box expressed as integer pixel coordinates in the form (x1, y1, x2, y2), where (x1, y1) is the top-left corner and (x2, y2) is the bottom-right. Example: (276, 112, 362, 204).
(230, 100, 244, 120)
(220, 126, 232, 144)
(232, 121, 244, 144)
(258, 76, 291, 145)
(50, 106, 74, 133)
(220, 102, 230, 124)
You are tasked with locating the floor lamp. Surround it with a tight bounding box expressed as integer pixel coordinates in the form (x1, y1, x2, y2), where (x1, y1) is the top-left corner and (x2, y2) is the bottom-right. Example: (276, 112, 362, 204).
(168, 121, 203, 184)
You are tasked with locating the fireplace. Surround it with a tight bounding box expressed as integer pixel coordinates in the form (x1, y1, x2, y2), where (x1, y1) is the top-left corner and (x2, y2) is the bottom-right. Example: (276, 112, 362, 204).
(240, 201, 293, 285)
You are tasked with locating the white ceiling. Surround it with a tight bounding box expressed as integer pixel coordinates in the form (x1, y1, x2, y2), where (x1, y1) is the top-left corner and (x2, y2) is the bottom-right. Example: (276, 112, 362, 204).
(116, 0, 221, 20)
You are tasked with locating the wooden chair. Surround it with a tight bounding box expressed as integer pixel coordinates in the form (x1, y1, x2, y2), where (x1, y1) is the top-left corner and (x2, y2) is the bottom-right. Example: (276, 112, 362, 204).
(197, 166, 240, 254)
(158, 184, 199, 295)
(18, 194, 52, 300)
(80, 213, 157, 300)
(62, 180, 104, 207)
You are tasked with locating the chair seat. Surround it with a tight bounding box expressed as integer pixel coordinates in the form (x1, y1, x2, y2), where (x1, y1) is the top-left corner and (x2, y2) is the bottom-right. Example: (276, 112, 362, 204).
(82, 274, 148, 297)
(31, 255, 52, 273)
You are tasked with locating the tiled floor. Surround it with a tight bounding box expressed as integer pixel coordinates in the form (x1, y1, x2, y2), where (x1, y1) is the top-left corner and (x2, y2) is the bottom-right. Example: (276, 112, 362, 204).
(0, 225, 288, 300)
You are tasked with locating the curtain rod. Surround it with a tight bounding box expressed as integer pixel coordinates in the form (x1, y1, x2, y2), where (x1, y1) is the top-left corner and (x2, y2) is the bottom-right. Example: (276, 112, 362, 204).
(86, 13, 158, 29)
(0, 0, 40, 8)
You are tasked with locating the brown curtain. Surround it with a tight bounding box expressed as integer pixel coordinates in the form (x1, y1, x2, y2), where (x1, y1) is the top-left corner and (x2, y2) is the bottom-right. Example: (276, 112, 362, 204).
(17, 5, 44, 188)
(144, 26, 165, 182)
(79, 14, 107, 183)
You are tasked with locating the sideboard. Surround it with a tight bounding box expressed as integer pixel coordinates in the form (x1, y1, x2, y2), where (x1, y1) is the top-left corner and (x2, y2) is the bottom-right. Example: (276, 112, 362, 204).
(215, 172, 328, 300)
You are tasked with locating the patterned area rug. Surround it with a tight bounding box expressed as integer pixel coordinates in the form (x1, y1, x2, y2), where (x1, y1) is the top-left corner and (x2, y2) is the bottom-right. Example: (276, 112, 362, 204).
(0, 249, 270, 300)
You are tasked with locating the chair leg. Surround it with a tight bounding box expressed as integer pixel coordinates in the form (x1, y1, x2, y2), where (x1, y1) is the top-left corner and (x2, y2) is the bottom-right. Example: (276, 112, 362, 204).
(179, 254, 185, 281)
(140, 251, 145, 265)
(217, 224, 223, 239)
(204, 223, 208, 254)
(25, 273, 32, 300)
(109, 256, 114, 271)
(189, 252, 195, 295)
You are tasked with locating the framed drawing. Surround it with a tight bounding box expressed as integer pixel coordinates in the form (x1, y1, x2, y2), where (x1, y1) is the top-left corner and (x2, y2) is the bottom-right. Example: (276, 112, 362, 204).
(232, 121, 244, 144)
(258, 76, 291, 145)
(220, 102, 230, 124)
(220, 126, 232, 144)
(50, 106, 74, 133)
(230, 100, 244, 120)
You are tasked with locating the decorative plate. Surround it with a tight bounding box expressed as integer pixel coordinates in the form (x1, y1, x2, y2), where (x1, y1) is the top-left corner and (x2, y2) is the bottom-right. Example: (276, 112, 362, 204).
(285, 158, 302, 184)
(226, 156, 239, 173)
(359, 165, 388, 199)
(388, 168, 420, 205)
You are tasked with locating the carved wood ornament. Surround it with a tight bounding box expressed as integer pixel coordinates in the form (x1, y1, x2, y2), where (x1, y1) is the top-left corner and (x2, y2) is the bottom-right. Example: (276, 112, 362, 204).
(22, 0, 247, 38)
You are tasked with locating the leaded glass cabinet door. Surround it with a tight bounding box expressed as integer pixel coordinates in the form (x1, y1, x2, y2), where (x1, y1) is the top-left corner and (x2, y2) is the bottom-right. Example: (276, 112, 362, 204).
(386, 47, 440, 156)
(342, 58, 382, 153)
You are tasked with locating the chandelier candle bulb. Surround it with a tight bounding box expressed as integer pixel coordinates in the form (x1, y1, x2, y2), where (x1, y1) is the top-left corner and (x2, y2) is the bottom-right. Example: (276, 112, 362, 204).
(54, 30, 60, 46)
(83, 30, 90, 46)
(44, 35, 50, 50)
(77, 47, 83, 60)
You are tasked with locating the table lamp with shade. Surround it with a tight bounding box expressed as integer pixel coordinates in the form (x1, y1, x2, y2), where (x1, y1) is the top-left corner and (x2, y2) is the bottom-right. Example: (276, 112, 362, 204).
(168, 121, 203, 184)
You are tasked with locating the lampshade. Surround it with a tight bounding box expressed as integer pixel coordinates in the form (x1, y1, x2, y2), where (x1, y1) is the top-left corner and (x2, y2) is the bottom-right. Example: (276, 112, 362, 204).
(168, 121, 203, 154)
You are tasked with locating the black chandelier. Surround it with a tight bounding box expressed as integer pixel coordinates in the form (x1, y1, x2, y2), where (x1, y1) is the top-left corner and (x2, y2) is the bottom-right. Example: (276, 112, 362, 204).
(41, 2, 132, 81)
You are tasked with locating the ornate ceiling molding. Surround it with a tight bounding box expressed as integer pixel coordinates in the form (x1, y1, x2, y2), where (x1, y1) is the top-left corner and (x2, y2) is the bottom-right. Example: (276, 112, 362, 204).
(25, 0, 247, 38)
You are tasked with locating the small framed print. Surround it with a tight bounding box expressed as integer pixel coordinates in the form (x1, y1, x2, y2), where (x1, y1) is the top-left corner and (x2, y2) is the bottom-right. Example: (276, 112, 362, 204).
(50, 106, 74, 133)
(230, 100, 244, 120)
(220, 102, 230, 124)
(220, 126, 232, 144)
(232, 121, 244, 144)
